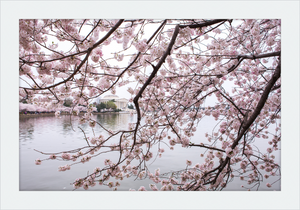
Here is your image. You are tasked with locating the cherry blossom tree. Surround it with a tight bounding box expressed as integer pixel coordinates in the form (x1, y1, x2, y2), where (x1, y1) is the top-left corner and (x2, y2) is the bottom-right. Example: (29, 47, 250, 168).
(19, 19, 281, 191)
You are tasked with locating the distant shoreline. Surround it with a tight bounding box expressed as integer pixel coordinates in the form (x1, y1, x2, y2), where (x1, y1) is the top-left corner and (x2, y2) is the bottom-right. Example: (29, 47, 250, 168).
(19, 112, 130, 119)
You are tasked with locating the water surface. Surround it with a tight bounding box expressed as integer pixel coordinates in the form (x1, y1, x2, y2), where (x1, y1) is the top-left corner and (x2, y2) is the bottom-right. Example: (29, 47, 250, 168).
(19, 113, 281, 191)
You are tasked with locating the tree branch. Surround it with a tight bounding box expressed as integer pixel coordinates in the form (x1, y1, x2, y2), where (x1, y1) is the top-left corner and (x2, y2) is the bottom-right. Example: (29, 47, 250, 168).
(200, 56, 281, 187)
(179, 19, 228, 29)
(132, 25, 180, 149)
(26, 19, 124, 91)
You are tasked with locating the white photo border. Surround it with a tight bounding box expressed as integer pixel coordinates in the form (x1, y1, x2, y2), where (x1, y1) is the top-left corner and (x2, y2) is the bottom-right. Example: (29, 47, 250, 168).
(0, 1, 299, 209)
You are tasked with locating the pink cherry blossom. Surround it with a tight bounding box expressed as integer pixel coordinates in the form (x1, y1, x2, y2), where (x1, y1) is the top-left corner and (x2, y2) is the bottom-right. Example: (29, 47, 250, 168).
(49, 154, 56, 159)
(61, 153, 71, 160)
(25, 19, 281, 192)
(225, 148, 235, 158)
(186, 160, 192, 166)
(35, 159, 42, 165)
(138, 186, 147, 191)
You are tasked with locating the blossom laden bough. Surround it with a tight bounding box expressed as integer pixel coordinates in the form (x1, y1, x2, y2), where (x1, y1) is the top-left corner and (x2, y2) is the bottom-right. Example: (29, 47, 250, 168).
(21, 19, 281, 191)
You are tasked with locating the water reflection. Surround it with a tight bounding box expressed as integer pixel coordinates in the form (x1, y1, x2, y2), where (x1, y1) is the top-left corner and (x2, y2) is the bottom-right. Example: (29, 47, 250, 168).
(61, 116, 74, 133)
(19, 114, 137, 191)
(96, 113, 130, 130)
(19, 118, 35, 141)
(19, 113, 280, 191)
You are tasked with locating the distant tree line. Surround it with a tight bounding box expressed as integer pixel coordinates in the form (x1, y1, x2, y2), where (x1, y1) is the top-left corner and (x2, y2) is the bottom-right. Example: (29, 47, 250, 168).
(63, 98, 73, 107)
(128, 104, 134, 109)
(96, 100, 119, 112)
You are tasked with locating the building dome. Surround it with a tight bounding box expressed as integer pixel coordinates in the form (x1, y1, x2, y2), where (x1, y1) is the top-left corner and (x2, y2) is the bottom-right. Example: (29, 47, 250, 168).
(99, 95, 128, 110)
(103, 95, 119, 99)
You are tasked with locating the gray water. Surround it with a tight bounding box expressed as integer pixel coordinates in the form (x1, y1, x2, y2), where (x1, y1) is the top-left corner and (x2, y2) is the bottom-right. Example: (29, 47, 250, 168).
(19, 113, 281, 191)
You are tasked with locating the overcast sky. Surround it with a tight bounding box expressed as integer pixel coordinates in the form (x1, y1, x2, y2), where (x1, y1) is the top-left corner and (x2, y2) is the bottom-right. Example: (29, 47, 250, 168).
(20, 19, 236, 107)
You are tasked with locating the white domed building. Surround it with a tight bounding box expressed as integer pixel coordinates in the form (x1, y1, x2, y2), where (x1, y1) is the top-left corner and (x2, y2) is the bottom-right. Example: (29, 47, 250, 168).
(99, 95, 129, 110)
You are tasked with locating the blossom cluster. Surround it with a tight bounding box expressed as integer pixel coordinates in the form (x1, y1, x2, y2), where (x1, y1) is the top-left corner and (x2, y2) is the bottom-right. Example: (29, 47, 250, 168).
(26, 19, 281, 191)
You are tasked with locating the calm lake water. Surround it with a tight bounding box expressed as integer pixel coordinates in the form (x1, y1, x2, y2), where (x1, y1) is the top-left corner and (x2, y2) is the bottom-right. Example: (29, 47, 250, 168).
(19, 113, 281, 191)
